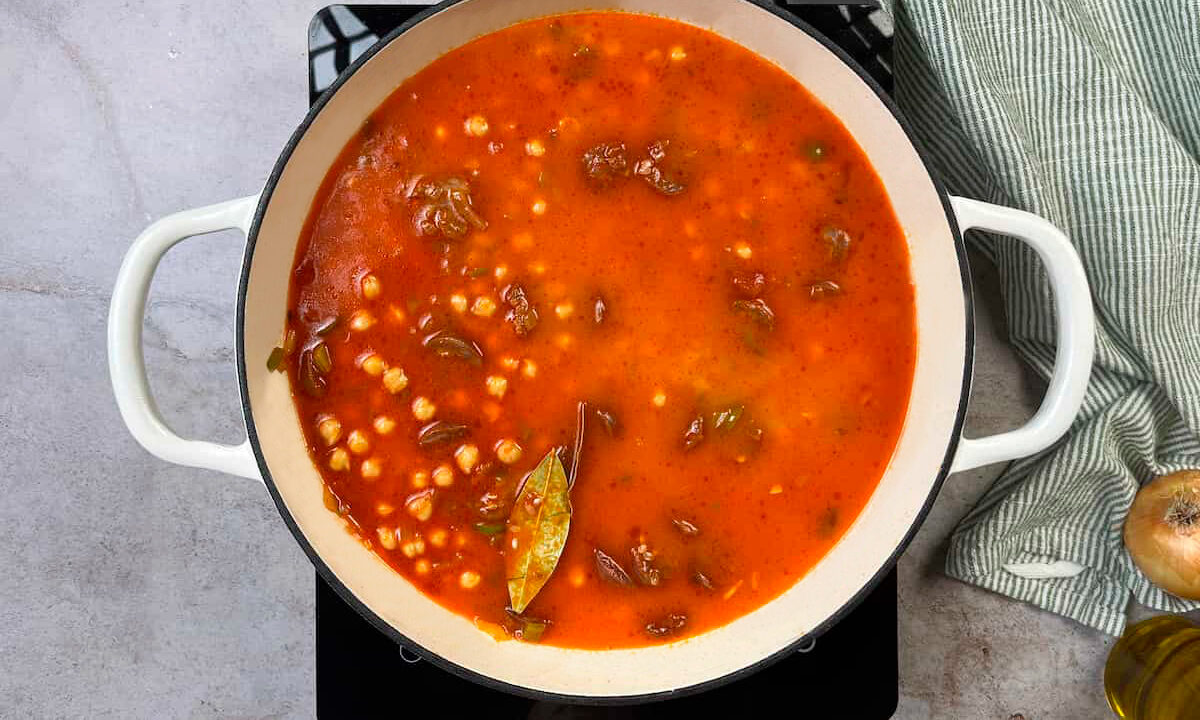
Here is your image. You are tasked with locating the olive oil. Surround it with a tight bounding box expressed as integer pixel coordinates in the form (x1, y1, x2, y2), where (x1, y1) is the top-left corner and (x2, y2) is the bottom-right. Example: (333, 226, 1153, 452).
(1104, 615, 1200, 719)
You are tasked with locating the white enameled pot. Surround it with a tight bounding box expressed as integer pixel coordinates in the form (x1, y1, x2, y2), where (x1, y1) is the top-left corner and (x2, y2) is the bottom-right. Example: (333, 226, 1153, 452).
(108, 0, 1095, 702)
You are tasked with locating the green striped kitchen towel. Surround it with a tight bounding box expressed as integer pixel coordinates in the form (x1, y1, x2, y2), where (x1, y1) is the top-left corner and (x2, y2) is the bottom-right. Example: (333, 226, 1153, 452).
(881, 0, 1200, 634)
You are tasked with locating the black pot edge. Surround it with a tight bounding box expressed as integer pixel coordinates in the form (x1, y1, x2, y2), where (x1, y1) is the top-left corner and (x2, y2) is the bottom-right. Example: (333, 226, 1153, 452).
(235, 0, 975, 706)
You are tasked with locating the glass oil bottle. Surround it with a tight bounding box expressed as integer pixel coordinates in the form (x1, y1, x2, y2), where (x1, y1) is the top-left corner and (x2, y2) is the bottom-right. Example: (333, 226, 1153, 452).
(1104, 615, 1200, 719)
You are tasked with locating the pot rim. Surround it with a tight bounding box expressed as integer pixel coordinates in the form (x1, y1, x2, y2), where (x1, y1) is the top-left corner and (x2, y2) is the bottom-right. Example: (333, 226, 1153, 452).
(235, 0, 974, 704)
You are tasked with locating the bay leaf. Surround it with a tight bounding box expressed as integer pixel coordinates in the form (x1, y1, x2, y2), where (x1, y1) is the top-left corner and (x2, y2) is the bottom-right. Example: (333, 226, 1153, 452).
(505, 449, 572, 613)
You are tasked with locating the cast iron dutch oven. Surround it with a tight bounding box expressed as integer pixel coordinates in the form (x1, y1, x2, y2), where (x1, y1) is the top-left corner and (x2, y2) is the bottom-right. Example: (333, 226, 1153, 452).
(109, 0, 1095, 702)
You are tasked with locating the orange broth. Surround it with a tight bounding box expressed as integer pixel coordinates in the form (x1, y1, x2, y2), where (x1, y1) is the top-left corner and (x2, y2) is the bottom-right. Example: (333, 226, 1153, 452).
(283, 12, 916, 648)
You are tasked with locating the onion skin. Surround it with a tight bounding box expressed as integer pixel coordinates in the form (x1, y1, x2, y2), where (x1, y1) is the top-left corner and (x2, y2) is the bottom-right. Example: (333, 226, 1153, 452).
(1124, 470, 1200, 601)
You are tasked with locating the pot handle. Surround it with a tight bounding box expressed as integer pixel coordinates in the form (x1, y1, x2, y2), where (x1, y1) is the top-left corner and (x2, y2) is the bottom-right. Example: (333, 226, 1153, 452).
(949, 196, 1095, 473)
(108, 195, 263, 482)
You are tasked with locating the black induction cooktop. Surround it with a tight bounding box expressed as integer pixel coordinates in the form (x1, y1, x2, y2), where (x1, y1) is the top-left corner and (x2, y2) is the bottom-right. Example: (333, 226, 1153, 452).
(309, 4, 898, 718)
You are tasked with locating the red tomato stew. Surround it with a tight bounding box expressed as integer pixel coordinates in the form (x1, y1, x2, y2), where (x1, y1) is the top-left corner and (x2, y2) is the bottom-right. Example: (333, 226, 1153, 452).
(275, 12, 916, 649)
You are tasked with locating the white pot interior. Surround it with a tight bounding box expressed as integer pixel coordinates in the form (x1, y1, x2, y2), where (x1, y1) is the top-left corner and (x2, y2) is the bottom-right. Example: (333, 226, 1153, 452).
(241, 0, 968, 698)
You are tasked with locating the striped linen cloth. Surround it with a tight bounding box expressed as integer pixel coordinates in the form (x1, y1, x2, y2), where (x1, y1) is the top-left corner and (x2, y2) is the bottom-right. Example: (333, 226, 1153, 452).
(880, 0, 1200, 634)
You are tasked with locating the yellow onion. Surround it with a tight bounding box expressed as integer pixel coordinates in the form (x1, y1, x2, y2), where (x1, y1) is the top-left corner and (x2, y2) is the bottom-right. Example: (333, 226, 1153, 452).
(1124, 470, 1200, 600)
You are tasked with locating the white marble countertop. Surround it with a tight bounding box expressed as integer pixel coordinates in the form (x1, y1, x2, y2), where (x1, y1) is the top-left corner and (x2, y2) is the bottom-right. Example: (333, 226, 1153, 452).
(0, 1, 1145, 717)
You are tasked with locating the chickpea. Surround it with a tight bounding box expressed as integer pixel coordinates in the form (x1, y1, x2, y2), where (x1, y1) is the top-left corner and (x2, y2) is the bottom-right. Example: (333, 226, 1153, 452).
(405, 490, 434, 522)
(376, 526, 397, 550)
(485, 375, 508, 399)
(412, 396, 436, 421)
(347, 430, 370, 455)
(373, 415, 396, 435)
(432, 464, 455, 488)
(429, 528, 448, 548)
(361, 457, 382, 479)
(459, 571, 482, 590)
(464, 115, 489, 137)
(496, 439, 523, 465)
(401, 537, 426, 558)
(360, 354, 386, 377)
(471, 296, 497, 318)
(361, 273, 381, 299)
(383, 367, 409, 394)
(317, 415, 342, 446)
(350, 310, 375, 332)
(455, 444, 480, 474)
(328, 447, 350, 472)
